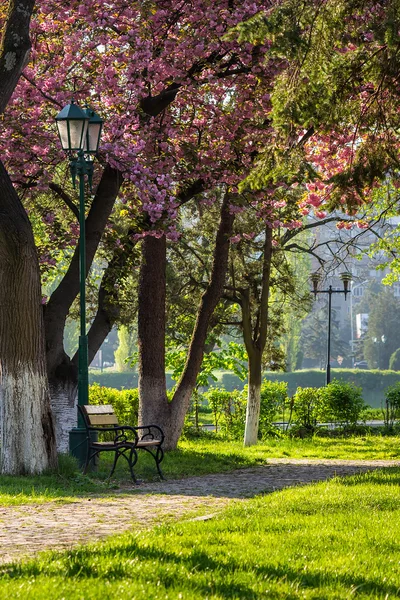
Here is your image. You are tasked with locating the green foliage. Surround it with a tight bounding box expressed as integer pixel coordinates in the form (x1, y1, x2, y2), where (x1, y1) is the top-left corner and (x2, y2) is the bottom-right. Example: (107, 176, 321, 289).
(203, 387, 246, 437)
(384, 382, 400, 428)
(114, 326, 137, 372)
(166, 342, 248, 388)
(89, 384, 139, 427)
(389, 348, 400, 371)
(219, 368, 400, 408)
(89, 371, 176, 390)
(321, 379, 365, 426)
(258, 379, 289, 438)
(292, 387, 325, 431)
(363, 288, 400, 369)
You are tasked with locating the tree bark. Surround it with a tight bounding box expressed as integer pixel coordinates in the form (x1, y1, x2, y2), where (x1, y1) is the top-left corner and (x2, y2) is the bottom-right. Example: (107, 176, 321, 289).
(242, 226, 273, 446)
(138, 194, 235, 449)
(0, 0, 35, 114)
(243, 347, 263, 447)
(0, 159, 57, 473)
(137, 234, 170, 432)
(44, 165, 123, 450)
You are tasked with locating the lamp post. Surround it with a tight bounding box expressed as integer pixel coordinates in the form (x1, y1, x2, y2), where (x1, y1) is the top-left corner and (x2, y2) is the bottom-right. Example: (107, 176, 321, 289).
(55, 101, 103, 465)
(350, 280, 368, 366)
(372, 334, 387, 369)
(310, 271, 352, 385)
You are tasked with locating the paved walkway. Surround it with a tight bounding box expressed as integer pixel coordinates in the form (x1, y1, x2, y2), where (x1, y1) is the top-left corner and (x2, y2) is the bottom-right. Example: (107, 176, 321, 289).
(0, 458, 398, 565)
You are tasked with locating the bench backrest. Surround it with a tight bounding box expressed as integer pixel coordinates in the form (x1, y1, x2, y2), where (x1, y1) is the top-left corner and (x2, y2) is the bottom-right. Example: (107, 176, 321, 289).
(81, 404, 119, 427)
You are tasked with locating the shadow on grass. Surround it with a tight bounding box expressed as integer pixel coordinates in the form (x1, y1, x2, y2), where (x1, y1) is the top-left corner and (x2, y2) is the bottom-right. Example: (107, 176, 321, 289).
(2, 444, 399, 503)
(3, 534, 399, 599)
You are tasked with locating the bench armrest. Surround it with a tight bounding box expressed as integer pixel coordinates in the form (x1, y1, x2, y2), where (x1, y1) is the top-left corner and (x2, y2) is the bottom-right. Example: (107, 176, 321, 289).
(134, 425, 164, 444)
(86, 425, 138, 444)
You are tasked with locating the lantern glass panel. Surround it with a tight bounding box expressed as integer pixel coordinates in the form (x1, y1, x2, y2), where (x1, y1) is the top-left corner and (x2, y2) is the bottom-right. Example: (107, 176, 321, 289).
(56, 120, 70, 151)
(85, 122, 102, 153)
(70, 119, 88, 151)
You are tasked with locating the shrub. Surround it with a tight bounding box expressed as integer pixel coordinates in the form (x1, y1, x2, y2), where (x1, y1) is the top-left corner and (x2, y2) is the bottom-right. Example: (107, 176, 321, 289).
(292, 387, 325, 431)
(383, 382, 400, 428)
(321, 379, 365, 426)
(258, 380, 288, 438)
(389, 348, 400, 371)
(203, 387, 246, 437)
(89, 384, 139, 427)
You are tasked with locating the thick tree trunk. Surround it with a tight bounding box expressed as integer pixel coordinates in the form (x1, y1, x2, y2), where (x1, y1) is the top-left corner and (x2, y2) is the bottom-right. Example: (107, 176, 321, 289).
(138, 194, 235, 449)
(0, 160, 57, 473)
(137, 235, 171, 432)
(243, 349, 262, 446)
(0, 0, 35, 114)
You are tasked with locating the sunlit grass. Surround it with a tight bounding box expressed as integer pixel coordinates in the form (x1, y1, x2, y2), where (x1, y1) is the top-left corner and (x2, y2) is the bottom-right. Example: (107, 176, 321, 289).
(0, 434, 399, 507)
(1, 468, 400, 598)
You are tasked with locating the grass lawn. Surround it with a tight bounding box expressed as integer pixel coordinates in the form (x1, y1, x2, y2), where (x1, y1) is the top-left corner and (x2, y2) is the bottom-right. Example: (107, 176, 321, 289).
(1, 467, 400, 598)
(0, 434, 399, 507)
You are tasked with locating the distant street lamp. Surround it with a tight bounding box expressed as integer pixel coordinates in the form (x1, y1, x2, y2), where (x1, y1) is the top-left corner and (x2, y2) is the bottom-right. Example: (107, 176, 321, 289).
(55, 101, 103, 464)
(372, 334, 387, 369)
(350, 279, 368, 366)
(310, 271, 352, 385)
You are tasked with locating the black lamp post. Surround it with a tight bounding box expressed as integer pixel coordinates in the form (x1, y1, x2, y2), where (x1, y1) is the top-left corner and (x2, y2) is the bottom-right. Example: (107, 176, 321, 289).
(55, 100, 103, 465)
(310, 271, 352, 385)
(372, 334, 387, 369)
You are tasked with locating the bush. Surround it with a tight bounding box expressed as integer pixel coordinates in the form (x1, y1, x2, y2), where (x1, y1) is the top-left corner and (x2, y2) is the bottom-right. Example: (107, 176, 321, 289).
(258, 380, 288, 438)
(218, 369, 400, 408)
(321, 379, 365, 427)
(89, 384, 139, 427)
(203, 387, 246, 438)
(292, 387, 325, 432)
(383, 382, 400, 428)
(89, 371, 176, 390)
(389, 348, 400, 371)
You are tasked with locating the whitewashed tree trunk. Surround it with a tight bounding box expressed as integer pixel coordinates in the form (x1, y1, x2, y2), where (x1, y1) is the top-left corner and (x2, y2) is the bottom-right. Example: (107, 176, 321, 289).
(241, 227, 272, 447)
(1, 369, 56, 473)
(0, 159, 57, 474)
(50, 383, 77, 454)
(243, 354, 262, 446)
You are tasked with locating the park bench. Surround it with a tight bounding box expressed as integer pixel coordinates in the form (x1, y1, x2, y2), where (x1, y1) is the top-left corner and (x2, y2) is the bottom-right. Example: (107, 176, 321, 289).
(79, 404, 164, 482)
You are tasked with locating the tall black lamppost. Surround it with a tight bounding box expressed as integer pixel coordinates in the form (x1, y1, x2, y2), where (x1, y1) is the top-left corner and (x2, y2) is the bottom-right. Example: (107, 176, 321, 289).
(310, 271, 352, 385)
(55, 101, 103, 464)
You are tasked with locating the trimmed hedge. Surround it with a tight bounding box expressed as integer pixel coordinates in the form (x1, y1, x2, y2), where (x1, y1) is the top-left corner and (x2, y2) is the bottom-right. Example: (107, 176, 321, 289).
(218, 369, 400, 408)
(89, 371, 176, 390)
(89, 384, 139, 426)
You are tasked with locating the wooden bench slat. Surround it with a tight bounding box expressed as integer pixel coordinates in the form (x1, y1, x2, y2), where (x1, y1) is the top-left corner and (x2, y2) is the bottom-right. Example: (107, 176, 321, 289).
(85, 405, 114, 414)
(88, 414, 119, 426)
(137, 440, 161, 447)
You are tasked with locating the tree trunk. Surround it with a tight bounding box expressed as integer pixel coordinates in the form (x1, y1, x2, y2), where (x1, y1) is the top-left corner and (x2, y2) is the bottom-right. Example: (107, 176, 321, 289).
(45, 165, 123, 451)
(241, 226, 273, 446)
(137, 235, 170, 432)
(0, 0, 35, 114)
(243, 349, 262, 446)
(0, 160, 57, 473)
(138, 194, 235, 449)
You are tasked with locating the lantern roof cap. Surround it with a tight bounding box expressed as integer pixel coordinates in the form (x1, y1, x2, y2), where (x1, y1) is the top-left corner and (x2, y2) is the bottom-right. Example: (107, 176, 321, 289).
(55, 100, 88, 121)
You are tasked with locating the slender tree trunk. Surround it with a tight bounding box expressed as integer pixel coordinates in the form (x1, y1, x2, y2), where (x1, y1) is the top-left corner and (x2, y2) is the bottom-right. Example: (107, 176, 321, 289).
(138, 194, 235, 449)
(241, 226, 273, 446)
(243, 349, 262, 446)
(0, 160, 57, 473)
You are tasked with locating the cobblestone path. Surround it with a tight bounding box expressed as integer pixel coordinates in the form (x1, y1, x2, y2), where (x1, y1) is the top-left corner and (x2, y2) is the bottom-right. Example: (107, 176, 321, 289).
(0, 458, 398, 564)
